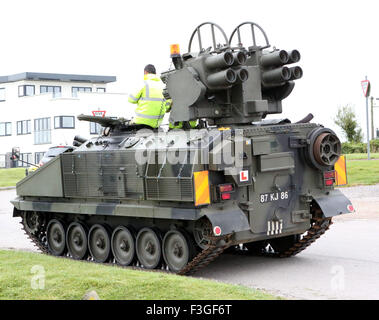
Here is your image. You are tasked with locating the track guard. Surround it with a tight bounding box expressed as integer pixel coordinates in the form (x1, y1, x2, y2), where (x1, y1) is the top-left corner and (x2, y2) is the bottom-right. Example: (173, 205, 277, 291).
(13, 207, 22, 217)
(201, 206, 250, 236)
(313, 189, 354, 218)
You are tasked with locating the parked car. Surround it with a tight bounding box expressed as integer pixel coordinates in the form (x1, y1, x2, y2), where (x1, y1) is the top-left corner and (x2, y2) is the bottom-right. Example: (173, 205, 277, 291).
(26, 145, 73, 175)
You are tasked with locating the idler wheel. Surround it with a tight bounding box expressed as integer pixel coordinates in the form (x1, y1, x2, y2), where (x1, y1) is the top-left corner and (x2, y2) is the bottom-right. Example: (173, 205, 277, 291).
(313, 132, 341, 166)
(111, 226, 135, 266)
(88, 224, 112, 263)
(163, 230, 194, 272)
(67, 222, 88, 260)
(193, 218, 212, 250)
(136, 228, 162, 269)
(47, 219, 66, 256)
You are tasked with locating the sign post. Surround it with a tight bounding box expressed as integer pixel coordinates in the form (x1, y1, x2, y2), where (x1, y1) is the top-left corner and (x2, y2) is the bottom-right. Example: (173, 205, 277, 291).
(361, 77, 371, 160)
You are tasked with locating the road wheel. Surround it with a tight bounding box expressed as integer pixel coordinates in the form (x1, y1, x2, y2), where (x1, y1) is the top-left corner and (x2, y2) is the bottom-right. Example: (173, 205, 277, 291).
(111, 226, 135, 266)
(163, 230, 194, 272)
(136, 228, 162, 269)
(88, 224, 112, 263)
(66, 222, 88, 260)
(47, 219, 66, 256)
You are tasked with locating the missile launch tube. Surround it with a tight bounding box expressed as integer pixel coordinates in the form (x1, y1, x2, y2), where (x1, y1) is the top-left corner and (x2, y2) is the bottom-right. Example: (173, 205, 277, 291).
(204, 52, 234, 70)
(289, 66, 303, 80)
(207, 68, 237, 88)
(287, 50, 301, 64)
(260, 50, 289, 68)
(236, 67, 249, 83)
(262, 66, 291, 84)
(232, 51, 247, 66)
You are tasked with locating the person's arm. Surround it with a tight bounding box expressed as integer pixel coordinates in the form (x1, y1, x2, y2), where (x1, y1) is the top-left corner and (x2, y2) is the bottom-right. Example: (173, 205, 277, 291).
(128, 87, 143, 104)
(165, 99, 172, 112)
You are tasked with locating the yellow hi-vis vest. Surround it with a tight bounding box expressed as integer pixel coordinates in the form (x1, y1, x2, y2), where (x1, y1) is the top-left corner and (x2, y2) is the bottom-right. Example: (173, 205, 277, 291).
(165, 104, 197, 129)
(128, 73, 170, 128)
(169, 120, 198, 129)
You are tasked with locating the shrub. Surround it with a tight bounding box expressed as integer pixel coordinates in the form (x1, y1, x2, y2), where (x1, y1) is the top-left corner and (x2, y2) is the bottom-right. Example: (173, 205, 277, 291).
(341, 142, 366, 154)
(342, 140, 379, 153)
(371, 139, 379, 152)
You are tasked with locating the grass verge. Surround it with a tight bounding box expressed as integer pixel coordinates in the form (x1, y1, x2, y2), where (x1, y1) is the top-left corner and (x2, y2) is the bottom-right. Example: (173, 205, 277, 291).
(345, 153, 379, 160)
(344, 159, 379, 187)
(0, 250, 279, 300)
(0, 168, 25, 187)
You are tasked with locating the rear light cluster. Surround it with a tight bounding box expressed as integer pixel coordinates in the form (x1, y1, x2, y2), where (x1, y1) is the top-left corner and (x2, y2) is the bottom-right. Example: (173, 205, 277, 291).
(218, 183, 234, 201)
(323, 170, 335, 186)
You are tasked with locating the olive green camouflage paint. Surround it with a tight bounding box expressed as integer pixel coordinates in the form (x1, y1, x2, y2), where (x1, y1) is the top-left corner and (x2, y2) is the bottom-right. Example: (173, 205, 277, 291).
(12, 122, 352, 245)
(11, 21, 353, 247)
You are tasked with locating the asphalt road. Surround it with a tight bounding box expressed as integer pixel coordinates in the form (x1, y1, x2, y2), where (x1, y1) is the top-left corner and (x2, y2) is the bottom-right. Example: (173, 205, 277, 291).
(1, 187, 378, 300)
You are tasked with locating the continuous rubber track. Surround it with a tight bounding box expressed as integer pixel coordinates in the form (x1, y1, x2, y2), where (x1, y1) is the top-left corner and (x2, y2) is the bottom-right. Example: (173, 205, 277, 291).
(20, 218, 231, 276)
(277, 217, 332, 258)
(229, 216, 333, 257)
(20, 213, 332, 274)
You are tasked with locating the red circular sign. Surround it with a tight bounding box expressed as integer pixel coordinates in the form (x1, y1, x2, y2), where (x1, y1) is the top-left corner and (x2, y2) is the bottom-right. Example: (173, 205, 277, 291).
(213, 226, 222, 236)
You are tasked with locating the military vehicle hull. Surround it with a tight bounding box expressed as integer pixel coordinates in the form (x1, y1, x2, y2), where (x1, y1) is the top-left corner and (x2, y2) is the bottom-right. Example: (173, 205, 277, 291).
(11, 121, 352, 274)
(10, 21, 353, 274)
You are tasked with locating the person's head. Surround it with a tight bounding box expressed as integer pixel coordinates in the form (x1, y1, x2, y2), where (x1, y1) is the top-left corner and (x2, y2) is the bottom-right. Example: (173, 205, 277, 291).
(144, 64, 156, 75)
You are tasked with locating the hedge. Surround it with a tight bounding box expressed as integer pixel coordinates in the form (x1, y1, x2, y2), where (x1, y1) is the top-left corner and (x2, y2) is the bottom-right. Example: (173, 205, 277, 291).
(341, 139, 379, 154)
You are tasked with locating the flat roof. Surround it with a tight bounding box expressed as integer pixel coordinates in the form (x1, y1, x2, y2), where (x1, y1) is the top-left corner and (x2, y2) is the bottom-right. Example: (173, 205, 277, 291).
(0, 72, 116, 84)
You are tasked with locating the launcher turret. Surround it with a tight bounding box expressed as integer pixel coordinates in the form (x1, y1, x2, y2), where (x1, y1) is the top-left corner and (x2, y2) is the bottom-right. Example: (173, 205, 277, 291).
(162, 22, 303, 125)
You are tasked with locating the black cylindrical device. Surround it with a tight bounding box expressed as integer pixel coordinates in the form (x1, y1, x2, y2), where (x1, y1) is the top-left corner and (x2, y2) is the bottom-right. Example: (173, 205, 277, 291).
(260, 50, 289, 68)
(207, 68, 237, 88)
(205, 52, 234, 70)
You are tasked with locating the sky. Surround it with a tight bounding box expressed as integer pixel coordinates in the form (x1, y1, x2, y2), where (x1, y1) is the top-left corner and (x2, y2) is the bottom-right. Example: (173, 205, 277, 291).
(1, 0, 379, 141)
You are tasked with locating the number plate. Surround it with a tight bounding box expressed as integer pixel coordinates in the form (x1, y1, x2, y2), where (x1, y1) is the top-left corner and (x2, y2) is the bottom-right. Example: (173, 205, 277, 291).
(260, 190, 289, 203)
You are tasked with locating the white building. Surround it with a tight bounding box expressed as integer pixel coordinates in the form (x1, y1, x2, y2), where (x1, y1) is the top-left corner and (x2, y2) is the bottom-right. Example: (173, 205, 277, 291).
(0, 72, 135, 168)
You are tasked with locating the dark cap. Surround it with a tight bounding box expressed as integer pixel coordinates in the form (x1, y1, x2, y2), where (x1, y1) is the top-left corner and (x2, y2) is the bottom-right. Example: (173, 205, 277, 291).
(144, 64, 156, 74)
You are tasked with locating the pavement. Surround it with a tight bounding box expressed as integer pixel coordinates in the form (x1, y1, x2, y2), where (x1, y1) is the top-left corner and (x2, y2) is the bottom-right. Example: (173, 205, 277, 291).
(0, 189, 36, 251)
(0, 186, 379, 300)
(195, 185, 379, 300)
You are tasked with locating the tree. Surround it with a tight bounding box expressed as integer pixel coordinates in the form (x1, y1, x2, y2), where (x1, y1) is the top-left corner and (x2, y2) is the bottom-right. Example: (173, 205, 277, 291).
(334, 105, 363, 142)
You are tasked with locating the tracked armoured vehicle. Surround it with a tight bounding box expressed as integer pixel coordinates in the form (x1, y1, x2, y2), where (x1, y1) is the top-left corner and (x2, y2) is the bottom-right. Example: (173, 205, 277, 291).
(11, 22, 353, 275)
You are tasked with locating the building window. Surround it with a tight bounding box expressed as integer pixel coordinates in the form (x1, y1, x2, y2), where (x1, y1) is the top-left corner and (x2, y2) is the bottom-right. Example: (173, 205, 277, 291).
(90, 122, 102, 135)
(72, 87, 92, 97)
(40, 85, 61, 97)
(97, 88, 106, 93)
(17, 120, 31, 135)
(18, 153, 32, 168)
(18, 85, 35, 97)
(34, 117, 51, 144)
(54, 116, 75, 129)
(0, 88, 5, 102)
(35, 152, 45, 165)
(0, 122, 11, 136)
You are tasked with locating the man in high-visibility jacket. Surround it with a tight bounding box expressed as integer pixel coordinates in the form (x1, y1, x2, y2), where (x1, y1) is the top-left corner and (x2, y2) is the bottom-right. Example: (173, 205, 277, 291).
(128, 64, 170, 129)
